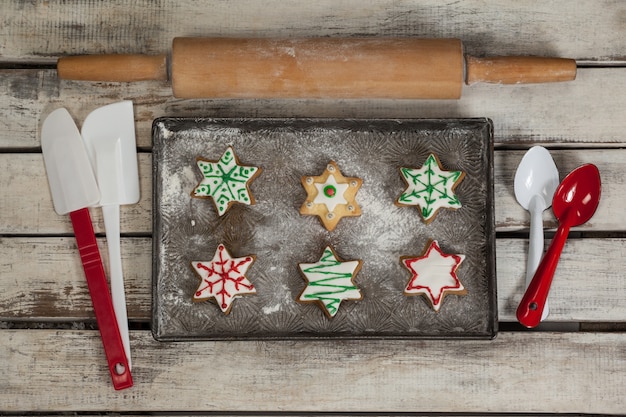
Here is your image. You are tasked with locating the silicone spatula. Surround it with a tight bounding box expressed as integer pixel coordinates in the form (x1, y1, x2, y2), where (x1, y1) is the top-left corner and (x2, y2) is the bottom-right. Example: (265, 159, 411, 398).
(82, 101, 139, 370)
(41, 108, 133, 390)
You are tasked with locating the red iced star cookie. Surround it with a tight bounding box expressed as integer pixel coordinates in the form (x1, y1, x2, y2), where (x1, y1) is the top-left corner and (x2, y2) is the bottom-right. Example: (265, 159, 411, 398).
(401, 240, 466, 312)
(191, 244, 256, 314)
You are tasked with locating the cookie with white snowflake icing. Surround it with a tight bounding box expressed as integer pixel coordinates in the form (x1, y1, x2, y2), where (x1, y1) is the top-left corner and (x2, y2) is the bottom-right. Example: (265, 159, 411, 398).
(191, 244, 256, 314)
(401, 240, 466, 312)
(298, 246, 363, 318)
(300, 161, 362, 231)
(396, 153, 464, 223)
(191, 146, 261, 216)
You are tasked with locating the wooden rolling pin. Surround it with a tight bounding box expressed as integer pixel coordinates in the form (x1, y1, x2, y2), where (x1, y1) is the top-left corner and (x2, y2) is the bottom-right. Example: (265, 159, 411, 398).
(57, 37, 576, 99)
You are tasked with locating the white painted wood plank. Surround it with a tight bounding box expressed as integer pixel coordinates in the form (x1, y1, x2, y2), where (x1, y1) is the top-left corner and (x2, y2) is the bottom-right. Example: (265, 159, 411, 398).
(0, 69, 170, 150)
(1, 149, 622, 235)
(495, 149, 626, 232)
(1, 330, 624, 413)
(497, 238, 626, 322)
(0, 153, 152, 235)
(0, 1, 622, 415)
(0, 237, 151, 321)
(0, 1, 624, 63)
(1, 237, 624, 322)
(1, 68, 624, 150)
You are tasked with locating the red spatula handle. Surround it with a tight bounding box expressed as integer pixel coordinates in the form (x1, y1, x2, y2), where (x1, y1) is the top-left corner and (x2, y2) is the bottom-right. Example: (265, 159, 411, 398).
(69, 207, 133, 390)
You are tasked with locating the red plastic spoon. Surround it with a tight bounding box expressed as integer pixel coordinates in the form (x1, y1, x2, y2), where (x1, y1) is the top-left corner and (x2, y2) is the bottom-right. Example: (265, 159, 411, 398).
(517, 164, 601, 328)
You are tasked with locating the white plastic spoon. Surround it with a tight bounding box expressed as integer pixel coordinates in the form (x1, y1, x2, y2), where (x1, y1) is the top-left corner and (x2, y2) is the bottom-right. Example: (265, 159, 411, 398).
(82, 101, 139, 369)
(514, 146, 559, 321)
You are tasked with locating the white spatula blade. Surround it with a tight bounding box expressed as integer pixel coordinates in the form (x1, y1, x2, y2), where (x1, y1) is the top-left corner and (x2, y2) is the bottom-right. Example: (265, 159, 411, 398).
(41, 108, 100, 215)
(82, 100, 140, 206)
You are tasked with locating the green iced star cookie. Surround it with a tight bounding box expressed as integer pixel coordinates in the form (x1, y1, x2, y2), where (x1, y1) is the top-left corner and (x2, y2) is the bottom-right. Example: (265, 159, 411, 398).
(192, 147, 261, 216)
(396, 153, 464, 223)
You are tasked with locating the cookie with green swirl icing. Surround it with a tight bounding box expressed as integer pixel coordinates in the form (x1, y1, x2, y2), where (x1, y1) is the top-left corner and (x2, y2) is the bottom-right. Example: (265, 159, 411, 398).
(191, 146, 262, 216)
(396, 153, 464, 223)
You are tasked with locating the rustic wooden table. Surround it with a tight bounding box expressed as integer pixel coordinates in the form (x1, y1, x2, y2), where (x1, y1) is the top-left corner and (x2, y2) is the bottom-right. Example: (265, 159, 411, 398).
(1, 1, 625, 414)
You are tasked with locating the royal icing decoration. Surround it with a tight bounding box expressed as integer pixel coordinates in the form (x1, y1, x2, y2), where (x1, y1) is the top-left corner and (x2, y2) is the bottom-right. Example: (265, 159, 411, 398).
(298, 246, 363, 318)
(300, 161, 362, 231)
(396, 153, 464, 223)
(313, 174, 349, 212)
(191, 244, 256, 314)
(401, 240, 466, 312)
(191, 146, 261, 216)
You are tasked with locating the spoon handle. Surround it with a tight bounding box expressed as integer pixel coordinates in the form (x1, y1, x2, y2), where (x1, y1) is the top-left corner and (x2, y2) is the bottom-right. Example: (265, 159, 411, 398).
(517, 222, 570, 328)
(527, 203, 550, 320)
(526, 205, 544, 282)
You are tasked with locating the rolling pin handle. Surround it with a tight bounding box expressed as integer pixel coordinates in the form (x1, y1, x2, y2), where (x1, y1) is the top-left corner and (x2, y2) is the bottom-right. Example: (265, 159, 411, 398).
(465, 55, 577, 85)
(57, 54, 168, 82)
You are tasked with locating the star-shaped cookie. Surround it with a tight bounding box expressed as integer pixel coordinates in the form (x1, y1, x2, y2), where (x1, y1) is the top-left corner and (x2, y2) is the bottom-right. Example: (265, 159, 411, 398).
(191, 244, 256, 314)
(191, 146, 261, 216)
(300, 161, 362, 231)
(396, 153, 464, 223)
(401, 240, 466, 312)
(298, 246, 363, 318)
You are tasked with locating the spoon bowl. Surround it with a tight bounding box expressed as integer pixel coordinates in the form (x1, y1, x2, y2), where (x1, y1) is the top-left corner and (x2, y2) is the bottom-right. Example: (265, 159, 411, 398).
(552, 164, 602, 226)
(514, 146, 560, 212)
(514, 146, 559, 321)
(517, 164, 601, 328)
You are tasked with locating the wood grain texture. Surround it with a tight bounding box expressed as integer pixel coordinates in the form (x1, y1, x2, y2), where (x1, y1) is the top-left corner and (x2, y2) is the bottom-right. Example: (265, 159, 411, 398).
(57, 54, 168, 81)
(465, 56, 577, 84)
(0, 1, 624, 64)
(0, 153, 152, 234)
(1, 149, 622, 235)
(0, 237, 151, 321)
(1, 1, 625, 414)
(2, 68, 625, 150)
(170, 37, 465, 99)
(1, 330, 624, 413)
(494, 149, 626, 232)
(1, 237, 624, 322)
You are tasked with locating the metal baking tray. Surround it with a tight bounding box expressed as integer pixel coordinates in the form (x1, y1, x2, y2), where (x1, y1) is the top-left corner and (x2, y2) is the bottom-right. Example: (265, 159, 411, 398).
(152, 118, 496, 340)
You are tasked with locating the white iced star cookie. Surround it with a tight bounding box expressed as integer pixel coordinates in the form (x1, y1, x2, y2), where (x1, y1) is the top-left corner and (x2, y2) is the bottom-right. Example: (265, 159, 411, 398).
(191, 244, 257, 314)
(396, 153, 464, 223)
(191, 146, 261, 216)
(298, 246, 363, 318)
(401, 240, 466, 312)
(300, 161, 362, 231)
